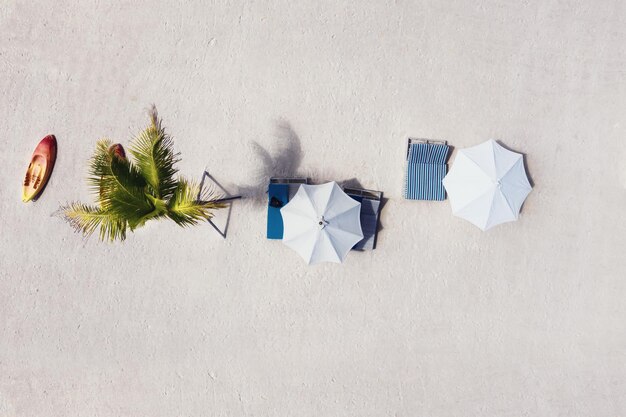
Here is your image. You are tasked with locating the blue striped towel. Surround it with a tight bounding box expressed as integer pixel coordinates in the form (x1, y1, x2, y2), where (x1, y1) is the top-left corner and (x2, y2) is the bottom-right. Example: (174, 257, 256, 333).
(405, 142, 450, 201)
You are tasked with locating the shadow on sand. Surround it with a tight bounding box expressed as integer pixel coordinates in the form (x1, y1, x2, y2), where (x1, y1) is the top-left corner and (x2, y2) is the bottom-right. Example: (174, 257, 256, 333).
(337, 177, 388, 237)
(235, 120, 387, 245)
(236, 119, 305, 206)
(198, 172, 242, 238)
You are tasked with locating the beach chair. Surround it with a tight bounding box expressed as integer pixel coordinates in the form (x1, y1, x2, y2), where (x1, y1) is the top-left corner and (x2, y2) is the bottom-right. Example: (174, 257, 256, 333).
(344, 187, 383, 250)
(404, 138, 450, 201)
(267, 177, 308, 239)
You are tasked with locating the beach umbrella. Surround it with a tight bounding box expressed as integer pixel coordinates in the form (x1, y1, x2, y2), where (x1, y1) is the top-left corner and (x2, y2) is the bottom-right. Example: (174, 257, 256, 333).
(280, 182, 363, 264)
(442, 140, 532, 231)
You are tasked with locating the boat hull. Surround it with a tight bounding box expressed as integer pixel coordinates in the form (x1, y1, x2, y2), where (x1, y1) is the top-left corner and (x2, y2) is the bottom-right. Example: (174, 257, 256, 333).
(22, 135, 57, 202)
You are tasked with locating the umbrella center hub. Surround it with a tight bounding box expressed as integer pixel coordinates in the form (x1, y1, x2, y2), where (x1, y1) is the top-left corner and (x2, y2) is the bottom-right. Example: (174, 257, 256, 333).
(494, 179, 502, 188)
(318, 216, 328, 230)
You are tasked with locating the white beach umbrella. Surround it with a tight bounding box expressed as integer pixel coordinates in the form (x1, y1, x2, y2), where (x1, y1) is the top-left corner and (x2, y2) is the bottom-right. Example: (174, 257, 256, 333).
(442, 140, 532, 231)
(280, 182, 364, 265)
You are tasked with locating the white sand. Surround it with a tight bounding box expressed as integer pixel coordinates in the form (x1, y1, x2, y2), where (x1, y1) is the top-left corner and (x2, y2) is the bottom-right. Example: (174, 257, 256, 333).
(1, 1, 625, 416)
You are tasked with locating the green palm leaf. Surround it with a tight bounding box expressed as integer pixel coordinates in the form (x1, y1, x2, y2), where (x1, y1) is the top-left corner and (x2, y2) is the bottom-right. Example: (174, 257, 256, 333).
(166, 178, 226, 227)
(60, 106, 226, 242)
(129, 106, 179, 200)
(87, 139, 155, 227)
(60, 202, 127, 241)
(86, 139, 114, 194)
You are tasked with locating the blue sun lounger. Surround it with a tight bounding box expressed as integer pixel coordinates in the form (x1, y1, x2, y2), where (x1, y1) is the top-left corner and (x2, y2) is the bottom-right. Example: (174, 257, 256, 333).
(404, 138, 450, 201)
(345, 187, 383, 251)
(267, 177, 308, 239)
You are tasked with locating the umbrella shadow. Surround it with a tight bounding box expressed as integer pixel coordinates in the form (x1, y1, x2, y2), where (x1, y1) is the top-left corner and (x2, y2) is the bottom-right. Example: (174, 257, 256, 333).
(337, 177, 389, 217)
(443, 143, 454, 200)
(445, 144, 455, 163)
(236, 120, 305, 207)
(494, 140, 535, 187)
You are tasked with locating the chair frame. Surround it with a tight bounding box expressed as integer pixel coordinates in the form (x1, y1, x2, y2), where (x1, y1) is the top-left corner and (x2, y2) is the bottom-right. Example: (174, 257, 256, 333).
(269, 177, 309, 200)
(406, 137, 448, 159)
(269, 177, 309, 185)
(198, 170, 242, 239)
(343, 187, 383, 202)
(344, 186, 383, 251)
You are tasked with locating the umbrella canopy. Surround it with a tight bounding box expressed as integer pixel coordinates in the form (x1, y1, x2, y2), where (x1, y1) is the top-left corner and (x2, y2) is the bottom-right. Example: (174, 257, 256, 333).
(442, 140, 532, 231)
(280, 182, 363, 264)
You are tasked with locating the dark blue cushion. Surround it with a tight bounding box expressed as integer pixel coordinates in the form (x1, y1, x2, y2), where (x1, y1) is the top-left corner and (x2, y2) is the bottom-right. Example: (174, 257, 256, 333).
(267, 183, 289, 239)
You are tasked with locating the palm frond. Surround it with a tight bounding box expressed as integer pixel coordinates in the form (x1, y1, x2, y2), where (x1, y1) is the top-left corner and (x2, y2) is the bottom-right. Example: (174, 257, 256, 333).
(87, 138, 114, 195)
(60, 106, 227, 242)
(90, 143, 155, 227)
(196, 176, 226, 204)
(60, 202, 127, 241)
(128, 106, 179, 200)
(166, 178, 226, 227)
(88, 139, 148, 199)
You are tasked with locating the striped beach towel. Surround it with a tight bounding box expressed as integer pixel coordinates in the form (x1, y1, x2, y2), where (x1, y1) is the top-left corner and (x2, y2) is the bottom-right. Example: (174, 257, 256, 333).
(404, 141, 450, 201)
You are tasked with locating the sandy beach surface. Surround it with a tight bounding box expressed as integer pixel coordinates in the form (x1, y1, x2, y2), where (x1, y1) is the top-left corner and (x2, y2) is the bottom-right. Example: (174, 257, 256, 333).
(1, 1, 625, 416)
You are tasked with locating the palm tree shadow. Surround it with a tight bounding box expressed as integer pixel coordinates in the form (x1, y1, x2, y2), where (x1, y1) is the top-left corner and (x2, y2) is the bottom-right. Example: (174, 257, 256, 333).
(236, 120, 304, 207)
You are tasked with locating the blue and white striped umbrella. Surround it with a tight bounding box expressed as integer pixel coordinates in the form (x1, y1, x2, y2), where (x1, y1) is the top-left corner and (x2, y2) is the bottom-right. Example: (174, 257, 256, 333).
(442, 140, 532, 231)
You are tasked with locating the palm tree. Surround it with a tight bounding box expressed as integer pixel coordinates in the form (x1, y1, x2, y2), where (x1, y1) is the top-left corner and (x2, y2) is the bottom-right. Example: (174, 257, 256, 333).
(61, 107, 225, 241)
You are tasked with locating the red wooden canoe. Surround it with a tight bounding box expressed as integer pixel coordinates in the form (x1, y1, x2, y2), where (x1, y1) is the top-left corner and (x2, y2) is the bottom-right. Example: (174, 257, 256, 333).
(22, 135, 57, 202)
